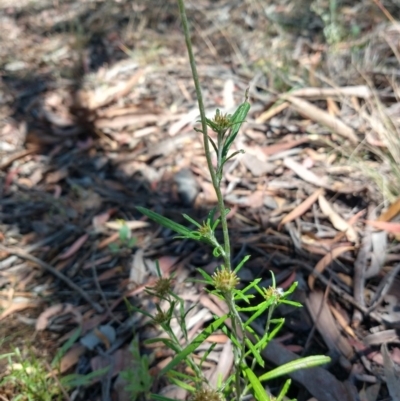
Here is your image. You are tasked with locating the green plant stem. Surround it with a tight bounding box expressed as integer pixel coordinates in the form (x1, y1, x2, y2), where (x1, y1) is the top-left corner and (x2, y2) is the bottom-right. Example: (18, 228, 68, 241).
(177, 0, 231, 271)
(226, 293, 248, 399)
(176, 2, 251, 400)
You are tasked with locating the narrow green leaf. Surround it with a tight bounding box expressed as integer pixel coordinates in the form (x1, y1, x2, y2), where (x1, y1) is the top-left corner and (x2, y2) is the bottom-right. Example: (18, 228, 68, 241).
(233, 290, 253, 303)
(144, 338, 179, 353)
(196, 268, 214, 283)
(182, 214, 202, 228)
(168, 376, 196, 392)
(150, 394, 180, 401)
(243, 365, 271, 401)
(61, 367, 110, 387)
(137, 207, 191, 236)
(204, 117, 220, 132)
(265, 318, 284, 343)
(200, 343, 217, 368)
(221, 325, 241, 349)
(167, 369, 196, 382)
(281, 299, 302, 308)
(223, 149, 245, 164)
(283, 281, 298, 296)
(223, 101, 250, 156)
(245, 338, 264, 367)
(233, 255, 251, 274)
(206, 207, 217, 225)
(252, 331, 270, 351)
(238, 278, 262, 296)
(276, 379, 291, 401)
(259, 356, 331, 382)
(159, 315, 228, 376)
(244, 303, 271, 328)
(238, 300, 267, 313)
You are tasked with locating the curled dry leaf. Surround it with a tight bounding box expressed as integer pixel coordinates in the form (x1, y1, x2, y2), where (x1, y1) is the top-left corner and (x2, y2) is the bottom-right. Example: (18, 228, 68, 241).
(318, 195, 358, 243)
(36, 303, 78, 331)
(279, 188, 324, 229)
(308, 245, 354, 290)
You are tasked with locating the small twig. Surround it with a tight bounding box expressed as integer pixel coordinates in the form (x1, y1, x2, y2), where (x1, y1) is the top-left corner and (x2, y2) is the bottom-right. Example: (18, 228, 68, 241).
(0, 244, 104, 314)
(0, 228, 72, 271)
(90, 246, 122, 323)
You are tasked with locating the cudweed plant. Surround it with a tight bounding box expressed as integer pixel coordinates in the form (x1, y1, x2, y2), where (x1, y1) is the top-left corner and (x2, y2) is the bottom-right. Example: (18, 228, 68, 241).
(130, 1, 331, 401)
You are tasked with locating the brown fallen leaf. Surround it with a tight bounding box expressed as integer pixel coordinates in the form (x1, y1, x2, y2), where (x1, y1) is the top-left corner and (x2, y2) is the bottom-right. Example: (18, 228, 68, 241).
(263, 137, 309, 156)
(58, 233, 89, 260)
(378, 197, 400, 222)
(97, 232, 120, 250)
(318, 195, 358, 243)
(45, 168, 68, 184)
(365, 220, 400, 233)
(206, 340, 233, 388)
(285, 96, 359, 144)
(104, 220, 149, 231)
(329, 303, 356, 338)
(308, 245, 354, 290)
(97, 266, 123, 281)
(60, 344, 86, 373)
(289, 86, 372, 100)
(92, 209, 116, 230)
(241, 152, 276, 177)
(36, 303, 79, 331)
(256, 101, 289, 123)
(284, 158, 329, 188)
(279, 188, 324, 229)
(306, 291, 354, 359)
(0, 298, 41, 321)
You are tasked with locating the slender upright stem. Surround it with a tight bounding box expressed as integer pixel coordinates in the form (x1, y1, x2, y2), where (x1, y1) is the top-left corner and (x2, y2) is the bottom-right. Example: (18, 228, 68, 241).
(177, 0, 231, 271)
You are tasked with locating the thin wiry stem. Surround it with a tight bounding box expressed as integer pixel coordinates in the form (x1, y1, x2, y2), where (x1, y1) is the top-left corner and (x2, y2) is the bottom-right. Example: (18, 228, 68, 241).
(176, 0, 231, 271)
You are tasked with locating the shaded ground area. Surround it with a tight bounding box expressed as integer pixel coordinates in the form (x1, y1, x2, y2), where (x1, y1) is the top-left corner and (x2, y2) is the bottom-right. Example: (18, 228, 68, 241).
(1, 0, 400, 400)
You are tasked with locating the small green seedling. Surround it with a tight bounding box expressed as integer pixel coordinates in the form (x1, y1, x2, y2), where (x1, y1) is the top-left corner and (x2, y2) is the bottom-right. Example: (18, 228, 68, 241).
(109, 220, 137, 254)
